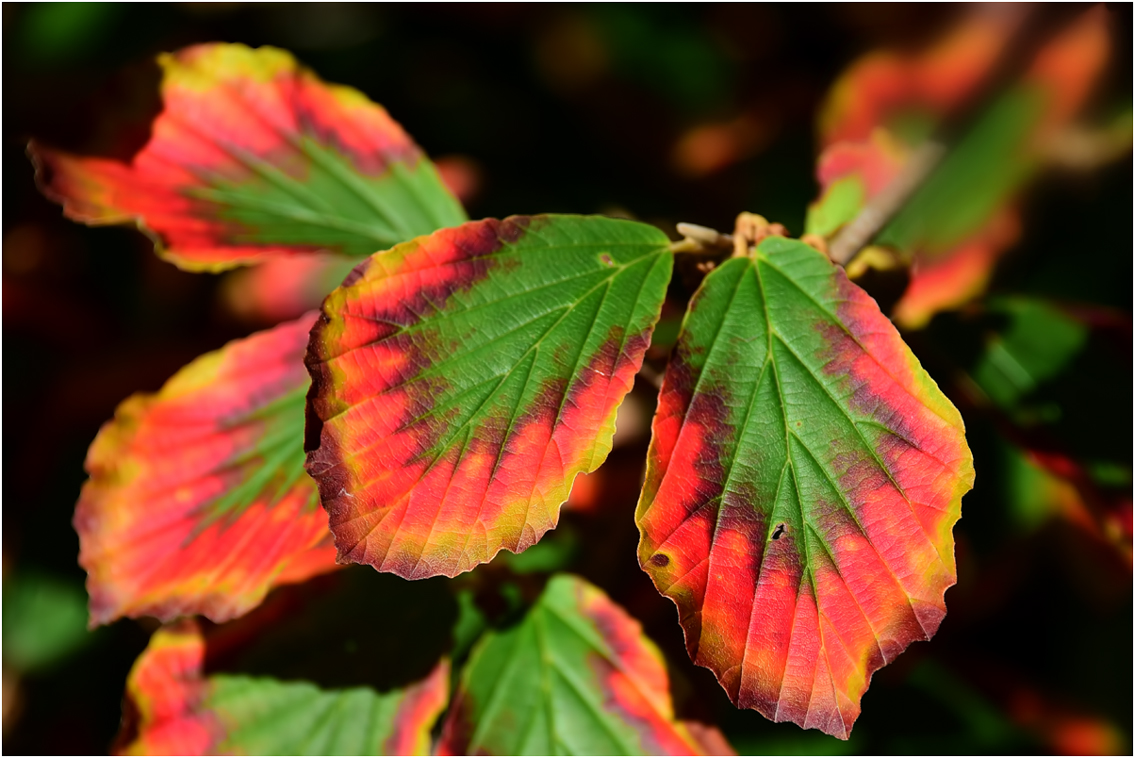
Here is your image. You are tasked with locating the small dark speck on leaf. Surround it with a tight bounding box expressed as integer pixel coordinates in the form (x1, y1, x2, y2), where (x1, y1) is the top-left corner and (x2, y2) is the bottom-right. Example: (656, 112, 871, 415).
(599, 253, 615, 267)
(650, 553, 670, 567)
(772, 524, 786, 541)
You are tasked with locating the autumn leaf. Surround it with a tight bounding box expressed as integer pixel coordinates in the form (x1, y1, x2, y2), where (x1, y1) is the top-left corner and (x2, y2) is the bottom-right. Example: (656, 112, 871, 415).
(437, 574, 733, 756)
(636, 237, 974, 738)
(30, 42, 466, 272)
(76, 314, 338, 626)
(817, 8, 1109, 150)
(305, 215, 672, 579)
(809, 8, 1111, 329)
(817, 13, 1006, 147)
(118, 620, 447, 756)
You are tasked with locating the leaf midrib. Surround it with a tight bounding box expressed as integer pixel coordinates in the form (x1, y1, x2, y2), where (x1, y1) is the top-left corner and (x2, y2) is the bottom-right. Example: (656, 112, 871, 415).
(753, 253, 933, 655)
(213, 73, 420, 239)
(758, 253, 961, 432)
(159, 108, 405, 246)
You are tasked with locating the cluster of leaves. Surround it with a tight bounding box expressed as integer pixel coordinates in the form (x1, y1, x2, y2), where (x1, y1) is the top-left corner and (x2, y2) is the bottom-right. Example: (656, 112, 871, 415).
(25, 7, 1127, 754)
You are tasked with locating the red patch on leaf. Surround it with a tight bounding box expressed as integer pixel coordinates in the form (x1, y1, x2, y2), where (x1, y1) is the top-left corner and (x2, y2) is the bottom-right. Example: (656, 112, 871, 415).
(581, 585, 730, 755)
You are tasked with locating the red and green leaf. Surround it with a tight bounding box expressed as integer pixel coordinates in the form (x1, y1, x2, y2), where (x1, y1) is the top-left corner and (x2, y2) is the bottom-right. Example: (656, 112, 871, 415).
(30, 43, 466, 272)
(77, 313, 338, 626)
(811, 9, 1111, 328)
(305, 215, 672, 579)
(119, 620, 447, 756)
(437, 574, 732, 756)
(818, 9, 1109, 150)
(636, 237, 974, 738)
(806, 122, 1027, 330)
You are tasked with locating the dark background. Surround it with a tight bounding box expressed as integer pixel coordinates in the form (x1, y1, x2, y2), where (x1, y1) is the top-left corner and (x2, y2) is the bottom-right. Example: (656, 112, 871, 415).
(3, 3, 1131, 755)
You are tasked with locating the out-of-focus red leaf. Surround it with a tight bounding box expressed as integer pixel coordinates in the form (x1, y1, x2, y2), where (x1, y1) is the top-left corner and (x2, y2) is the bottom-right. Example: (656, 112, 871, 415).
(30, 43, 466, 272)
(892, 211, 1021, 329)
(819, 14, 1006, 147)
(1008, 687, 1127, 755)
(671, 109, 776, 177)
(218, 254, 358, 327)
(433, 155, 484, 207)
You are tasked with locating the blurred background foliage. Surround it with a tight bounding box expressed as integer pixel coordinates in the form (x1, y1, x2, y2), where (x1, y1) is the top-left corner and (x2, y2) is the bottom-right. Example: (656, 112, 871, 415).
(3, 3, 1131, 754)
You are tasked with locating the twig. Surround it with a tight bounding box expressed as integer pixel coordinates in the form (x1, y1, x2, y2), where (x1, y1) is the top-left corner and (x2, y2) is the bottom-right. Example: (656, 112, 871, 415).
(827, 141, 945, 265)
(637, 363, 665, 391)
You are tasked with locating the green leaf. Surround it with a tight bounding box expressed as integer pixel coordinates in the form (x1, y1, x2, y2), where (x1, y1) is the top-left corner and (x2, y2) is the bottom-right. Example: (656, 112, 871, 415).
(437, 574, 730, 756)
(305, 215, 673, 579)
(970, 297, 1088, 411)
(636, 236, 973, 738)
(2, 571, 91, 673)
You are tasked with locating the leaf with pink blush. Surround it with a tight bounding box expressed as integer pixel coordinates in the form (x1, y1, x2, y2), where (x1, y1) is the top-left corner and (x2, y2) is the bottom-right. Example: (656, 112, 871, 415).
(636, 237, 973, 738)
(30, 43, 466, 272)
(77, 313, 338, 626)
(305, 214, 672, 579)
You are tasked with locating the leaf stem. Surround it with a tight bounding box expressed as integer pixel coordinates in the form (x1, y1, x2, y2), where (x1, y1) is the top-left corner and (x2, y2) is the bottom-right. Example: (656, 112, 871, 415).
(670, 222, 734, 255)
(827, 141, 945, 265)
